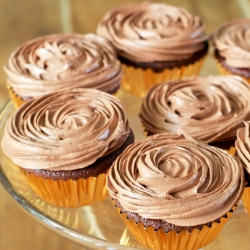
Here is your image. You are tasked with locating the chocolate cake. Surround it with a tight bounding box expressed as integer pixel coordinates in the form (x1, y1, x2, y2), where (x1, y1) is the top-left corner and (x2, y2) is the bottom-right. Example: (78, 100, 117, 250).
(118, 41, 209, 72)
(22, 130, 134, 181)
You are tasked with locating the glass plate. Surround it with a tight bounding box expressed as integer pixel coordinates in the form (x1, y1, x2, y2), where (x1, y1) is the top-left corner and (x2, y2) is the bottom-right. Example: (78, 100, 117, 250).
(0, 90, 250, 250)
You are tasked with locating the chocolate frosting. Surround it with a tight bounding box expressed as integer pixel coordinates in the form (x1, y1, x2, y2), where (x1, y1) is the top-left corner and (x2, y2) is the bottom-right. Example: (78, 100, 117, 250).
(140, 75, 250, 143)
(107, 132, 244, 226)
(1, 89, 130, 171)
(235, 121, 250, 175)
(213, 18, 250, 68)
(97, 1, 207, 62)
(4, 33, 122, 97)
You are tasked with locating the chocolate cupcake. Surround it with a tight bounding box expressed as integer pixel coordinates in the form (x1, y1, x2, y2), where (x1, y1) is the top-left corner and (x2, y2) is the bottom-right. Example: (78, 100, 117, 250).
(140, 75, 250, 154)
(212, 18, 250, 82)
(107, 132, 244, 250)
(4, 33, 123, 109)
(97, 1, 208, 97)
(235, 121, 250, 214)
(1, 88, 134, 207)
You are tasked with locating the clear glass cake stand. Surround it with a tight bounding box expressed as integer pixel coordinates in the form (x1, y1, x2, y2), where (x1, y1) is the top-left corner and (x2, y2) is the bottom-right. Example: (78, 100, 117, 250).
(0, 89, 250, 250)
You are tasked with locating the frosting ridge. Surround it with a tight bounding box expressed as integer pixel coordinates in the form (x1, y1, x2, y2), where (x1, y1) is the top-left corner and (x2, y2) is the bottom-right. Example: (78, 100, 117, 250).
(213, 18, 250, 68)
(107, 132, 244, 226)
(235, 121, 250, 174)
(1, 89, 130, 171)
(140, 75, 250, 143)
(97, 1, 207, 62)
(4, 33, 122, 97)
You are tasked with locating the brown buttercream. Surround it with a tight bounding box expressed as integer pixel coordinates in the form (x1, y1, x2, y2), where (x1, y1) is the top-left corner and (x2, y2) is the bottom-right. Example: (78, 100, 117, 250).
(140, 75, 250, 143)
(1, 88, 130, 171)
(97, 1, 207, 62)
(22, 129, 134, 181)
(213, 18, 250, 68)
(236, 121, 250, 175)
(107, 132, 244, 226)
(4, 33, 122, 97)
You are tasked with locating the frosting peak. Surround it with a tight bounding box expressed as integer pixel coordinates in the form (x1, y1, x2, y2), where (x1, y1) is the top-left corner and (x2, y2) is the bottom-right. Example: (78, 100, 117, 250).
(97, 1, 207, 62)
(107, 132, 244, 226)
(1, 89, 130, 171)
(213, 18, 250, 68)
(4, 33, 122, 97)
(235, 121, 250, 174)
(140, 75, 250, 143)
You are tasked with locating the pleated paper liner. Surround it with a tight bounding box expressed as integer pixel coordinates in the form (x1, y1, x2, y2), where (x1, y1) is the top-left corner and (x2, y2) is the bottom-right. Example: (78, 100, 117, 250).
(241, 172, 250, 215)
(7, 85, 28, 109)
(7, 84, 121, 110)
(116, 204, 237, 250)
(214, 59, 250, 84)
(20, 168, 109, 208)
(210, 140, 236, 156)
(121, 55, 206, 97)
(241, 187, 250, 215)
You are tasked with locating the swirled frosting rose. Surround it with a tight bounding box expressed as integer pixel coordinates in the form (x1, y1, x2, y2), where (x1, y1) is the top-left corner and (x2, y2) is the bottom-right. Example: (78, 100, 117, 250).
(107, 132, 244, 226)
(4, 33, 122, 97)
(235, 121, 250, 174)
(1, 89, 130, 171)
(97, 2, 207, 62)
(140, 75, 250, 143)
(213, 18, 250, 68)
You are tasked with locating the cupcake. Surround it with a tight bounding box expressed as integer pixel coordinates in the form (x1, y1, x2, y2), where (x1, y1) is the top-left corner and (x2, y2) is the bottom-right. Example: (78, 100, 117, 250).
(107, 132, 244, 250)
(1, 88, 134, 207)
(140, 75, 250, 154)
(235, 121, 250, 214)
(212, 18, 250, 83)
(4, 33, 123, 109)
(97, 1, 208, 97)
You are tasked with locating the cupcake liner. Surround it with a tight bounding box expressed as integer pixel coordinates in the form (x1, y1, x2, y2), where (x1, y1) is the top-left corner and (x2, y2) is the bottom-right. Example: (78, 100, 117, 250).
(7, 85, 27, 109)
(7, 84, 120, 110)
(241, 186, 250, 214)
(116, 204, 236, 250)
(210, 140, 236, 156)
(227, 146, 236, 156)
(20, 168, 109, 208)
(214, 59, 250, 84)
(121, 55, 206, 97)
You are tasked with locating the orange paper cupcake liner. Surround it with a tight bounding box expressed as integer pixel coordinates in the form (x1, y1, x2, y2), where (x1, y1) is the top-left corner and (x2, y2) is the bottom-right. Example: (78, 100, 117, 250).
(242, 186, 250, 215)
(7, 85, 27, 109)
(20, 168, 109, 208)
(214, 59, 250, 84)
(7, 84, 119, 109)
(121, 55, 206, 97)
(116, 204, 236, 250)
(227, 146, 236, 156)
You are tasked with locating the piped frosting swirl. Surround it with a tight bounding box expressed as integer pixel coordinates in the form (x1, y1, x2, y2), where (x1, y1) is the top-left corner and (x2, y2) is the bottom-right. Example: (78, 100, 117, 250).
(107, 132, 244, 226)
(97, 1, 207, 62)
(213, 18, 250, 68)
(235, 121, 250, 174)
(4, 33, 122, 97)
(140, 75, 250, 143)
(1, 88, 130, 171)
